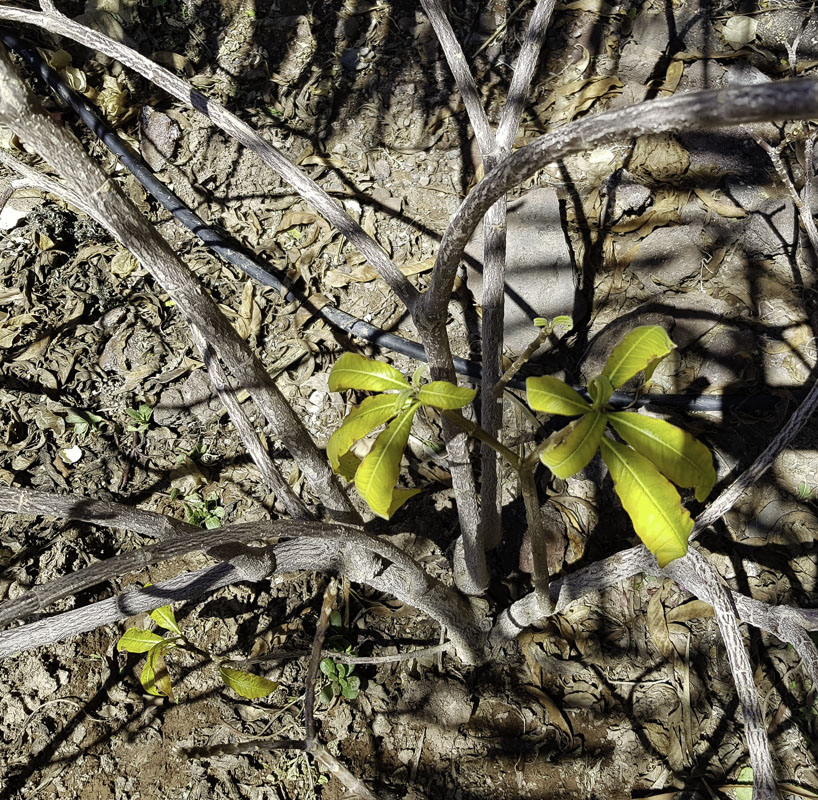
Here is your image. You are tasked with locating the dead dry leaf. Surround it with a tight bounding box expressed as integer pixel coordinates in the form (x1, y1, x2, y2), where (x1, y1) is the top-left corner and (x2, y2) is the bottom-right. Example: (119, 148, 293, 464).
(693, 188, 747, 219)
(721, 15, 757, 49)
(523, 684, 573, 744)
(666, 598, 715, 623)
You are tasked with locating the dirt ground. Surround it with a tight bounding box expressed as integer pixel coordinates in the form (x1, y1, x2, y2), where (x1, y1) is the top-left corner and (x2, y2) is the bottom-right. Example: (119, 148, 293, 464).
(2, 0, 818, 797)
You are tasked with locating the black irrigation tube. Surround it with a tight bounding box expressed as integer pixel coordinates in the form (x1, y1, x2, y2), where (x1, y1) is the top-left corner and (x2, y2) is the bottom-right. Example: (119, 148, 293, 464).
(2, 30, 784, 414)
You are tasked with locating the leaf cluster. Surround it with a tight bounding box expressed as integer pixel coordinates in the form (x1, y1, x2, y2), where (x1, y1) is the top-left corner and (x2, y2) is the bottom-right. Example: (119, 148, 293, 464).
(327, 353, 475, 518)
(116, 601, 278, 701)
(527, 326, 716, 566)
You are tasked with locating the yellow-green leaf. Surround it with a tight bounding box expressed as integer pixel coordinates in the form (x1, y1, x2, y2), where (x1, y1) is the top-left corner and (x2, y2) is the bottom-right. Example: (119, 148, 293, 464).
(327, 394, 399, 471)
(386, 487, 422, 517)
(328, 353, 410, 392)
(117, 628, 164, 654)
(600, 437, 693, 567)
(219, 665, 279, 699)
(601, 326, 675, 388)
(606, 412, 716, 502)
(417, 381, 476, 410)
(735, 766, 754, 800)
(336, 451, 361, 482)
(149, 604, 181, 635)
(526, 376, 592, 416)
(142, 641, 175, 701)
(588, 375, 614, 409)
(355, 402, 419, 518)
(540, 412, 605, 478)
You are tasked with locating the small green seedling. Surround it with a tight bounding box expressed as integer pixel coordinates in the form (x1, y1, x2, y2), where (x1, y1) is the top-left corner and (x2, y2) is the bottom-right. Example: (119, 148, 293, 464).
(66, 409, 107, 439)
(125, 403, 153, 433)
(326, 352, 476, 518)
(318, 610, 360, 704)
(319, 657, 360, 704)
(173, 490, 225, 529)
(117, 600, 278, 701)
(526, 325, 716, 566)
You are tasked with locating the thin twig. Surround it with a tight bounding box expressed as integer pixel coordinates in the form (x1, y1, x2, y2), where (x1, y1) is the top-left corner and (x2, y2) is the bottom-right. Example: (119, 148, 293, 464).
(190, 326, 311, 521)
(0, 44, 358, 522)
(0, 5, 417, 311)
(304, 578, 338, 746)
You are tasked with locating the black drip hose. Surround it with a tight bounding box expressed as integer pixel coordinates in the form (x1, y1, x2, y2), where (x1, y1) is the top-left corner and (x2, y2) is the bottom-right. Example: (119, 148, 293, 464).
(1, 30, 782, 414)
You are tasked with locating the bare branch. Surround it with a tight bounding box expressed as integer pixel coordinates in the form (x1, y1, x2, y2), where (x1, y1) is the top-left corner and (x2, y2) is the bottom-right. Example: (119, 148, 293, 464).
(0, 43, 358, 522)
(0, 5, 418, 310)
(422, 79, 818, 321)
(304, 578, 337, 746)
(190, 326, 311, 521)
(667, 550, 777, 799)
(0, 487, 485, 662)
(420, 0, 494, 155)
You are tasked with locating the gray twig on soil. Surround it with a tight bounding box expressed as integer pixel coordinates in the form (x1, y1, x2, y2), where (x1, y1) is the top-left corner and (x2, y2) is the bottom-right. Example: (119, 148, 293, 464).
(0, 4, 418, 311)
(190, 326, 311, 521)
(0, 41, 358, 523)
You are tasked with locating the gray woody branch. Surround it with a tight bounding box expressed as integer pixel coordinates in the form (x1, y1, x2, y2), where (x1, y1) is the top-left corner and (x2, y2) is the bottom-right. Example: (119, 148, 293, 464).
(0, 41, 357, 522)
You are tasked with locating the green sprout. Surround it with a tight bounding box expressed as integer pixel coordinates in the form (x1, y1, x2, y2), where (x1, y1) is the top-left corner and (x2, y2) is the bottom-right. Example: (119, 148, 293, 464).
(125, 403, 153, 433)
(171, 490, 225, 529)
(65, 409, 107, 439)
(117, 601, 278, 702)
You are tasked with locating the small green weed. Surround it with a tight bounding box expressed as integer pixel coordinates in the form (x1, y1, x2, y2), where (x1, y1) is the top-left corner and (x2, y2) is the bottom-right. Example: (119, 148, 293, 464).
(171, 489, 225, 529)
(65, 409, 107, 439)
(125, 403, 153, 433)
(319, 611, 360, 704)
(117, 600, 278, 701)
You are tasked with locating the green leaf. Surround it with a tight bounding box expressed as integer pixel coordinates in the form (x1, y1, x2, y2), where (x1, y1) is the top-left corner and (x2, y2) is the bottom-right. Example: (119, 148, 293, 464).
(606, 412, 716, 502)
(327, 394, 399, 472)
(336, 451, 361, 482)
(342, 675, 360, 699)
(320, 658, 337, 678)
(328, 353, 410, 392)
(588, 375, 614, 409)
(526, 376, 592, 416)
(117, 628, 165, 653)
(149, 605, 181, 635)
(417, 381, 476, 410)
(601, 326, 675, 388)
(219, 666, 279, 699)
(540, 412, 605, 478)
(600, 437, 693, 567)
(385, 487, 421, 517)
(141, 641, 175, 700)
(553, 315, 573, 328)
(319, 685, 334, 705)
(735, 766, 753, 800)
(355, 402, 420, 518)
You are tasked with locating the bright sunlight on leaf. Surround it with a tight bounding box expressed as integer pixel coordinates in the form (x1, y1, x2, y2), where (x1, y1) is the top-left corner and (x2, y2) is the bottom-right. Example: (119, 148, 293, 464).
(117, 628, 165, 653)
(606, 412, 716, 502)
(540, 412, 605, 478)
(526, 376, 592, 416)
(600, 437, 693, 567)
(328, 353, 411, 392)
(416, 381, 476, 410)
(355, 402, 420, 518)
(219, 665, 279, 699)
(601, 325, 675, 389)
(327, 394, 399, 471)
(149, 605, 182, 636)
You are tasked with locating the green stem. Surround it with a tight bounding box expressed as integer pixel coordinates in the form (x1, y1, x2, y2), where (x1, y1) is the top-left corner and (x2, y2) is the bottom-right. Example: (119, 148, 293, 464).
(492, 324, 550, 399)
